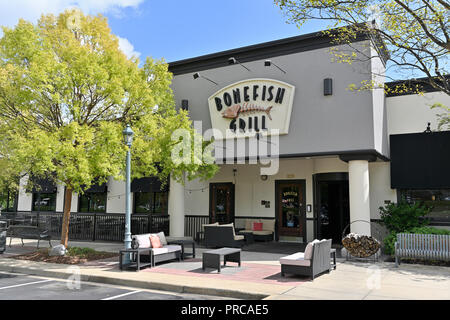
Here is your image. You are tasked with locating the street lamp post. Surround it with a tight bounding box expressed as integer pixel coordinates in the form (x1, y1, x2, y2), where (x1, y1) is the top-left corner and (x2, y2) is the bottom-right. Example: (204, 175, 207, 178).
(123, 124, 134, 263)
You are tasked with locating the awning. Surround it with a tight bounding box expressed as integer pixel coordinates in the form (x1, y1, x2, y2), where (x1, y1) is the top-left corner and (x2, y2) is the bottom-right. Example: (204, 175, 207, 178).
(390, 131, 450, 189)
(85, 182, 107, 193)
(30, 177, 57, 193)
(131, 177, 169, 193)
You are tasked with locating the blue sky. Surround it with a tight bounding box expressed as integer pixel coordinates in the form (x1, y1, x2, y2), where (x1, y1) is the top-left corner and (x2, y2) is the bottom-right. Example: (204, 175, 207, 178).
(105, 0, 327, 63)
(0, 0, 328, 63)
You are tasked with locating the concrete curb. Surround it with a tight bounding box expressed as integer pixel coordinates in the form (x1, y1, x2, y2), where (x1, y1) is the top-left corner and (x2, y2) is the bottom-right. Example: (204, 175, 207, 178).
(0, 262, 267, 300)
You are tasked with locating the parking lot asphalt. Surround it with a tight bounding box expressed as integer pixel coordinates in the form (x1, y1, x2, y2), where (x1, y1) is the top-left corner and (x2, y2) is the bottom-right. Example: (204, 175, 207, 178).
(0, 271, 234, 300)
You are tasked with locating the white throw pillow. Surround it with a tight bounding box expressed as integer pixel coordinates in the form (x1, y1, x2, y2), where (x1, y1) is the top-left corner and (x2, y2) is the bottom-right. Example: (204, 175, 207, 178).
(133, 234, 152, 248)
(157, 232, 168, 245)
(304, 239, 320, 260)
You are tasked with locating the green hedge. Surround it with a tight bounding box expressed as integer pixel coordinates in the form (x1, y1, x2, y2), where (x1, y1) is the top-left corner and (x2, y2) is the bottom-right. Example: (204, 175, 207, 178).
(384, 227, 450, 255)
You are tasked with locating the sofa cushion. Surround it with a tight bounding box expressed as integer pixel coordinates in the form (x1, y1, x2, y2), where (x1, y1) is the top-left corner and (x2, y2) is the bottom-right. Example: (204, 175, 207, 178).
(262, 219, 275, 232)
(253, 222, 263, 231)
(151, 247, 169, 255)
(304, 239, 321, 260)
(151, 245, 181, 256)
(252, 230, 273, 236)
(150, 235, 163, 248)
(132, 234, 152, 248)
(279, 252, 311, 267)
(164, 245, 182, 253)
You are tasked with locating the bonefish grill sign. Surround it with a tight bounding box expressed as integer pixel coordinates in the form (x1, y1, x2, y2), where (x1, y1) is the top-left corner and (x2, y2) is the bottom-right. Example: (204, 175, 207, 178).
(208, 79, 295, 139)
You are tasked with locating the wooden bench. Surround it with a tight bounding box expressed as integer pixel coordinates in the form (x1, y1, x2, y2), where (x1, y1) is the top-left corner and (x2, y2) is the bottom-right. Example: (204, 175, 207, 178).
(7, 225, 52, 248)
(395, 233, 450, 267)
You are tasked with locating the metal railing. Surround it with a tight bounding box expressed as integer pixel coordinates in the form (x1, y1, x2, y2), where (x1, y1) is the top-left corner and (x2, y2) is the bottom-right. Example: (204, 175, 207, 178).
(0, 211, 170, 242)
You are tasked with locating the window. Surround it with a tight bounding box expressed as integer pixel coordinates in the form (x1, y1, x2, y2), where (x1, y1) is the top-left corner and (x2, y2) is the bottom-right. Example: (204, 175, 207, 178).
(134, 192, 168, 214)
(79, 192, 107, 213)
(0, 189, 18, 212)
(399, 189, 450, 220)
(32, 192, 57, 212)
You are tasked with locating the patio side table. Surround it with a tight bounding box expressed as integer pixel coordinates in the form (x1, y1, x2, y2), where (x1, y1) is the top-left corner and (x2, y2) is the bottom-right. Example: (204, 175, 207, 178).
(166, 237, 195, 260)
(119, 248, 152, 271)
(330, 248, 337, 270)
(237, 231, 254, 245)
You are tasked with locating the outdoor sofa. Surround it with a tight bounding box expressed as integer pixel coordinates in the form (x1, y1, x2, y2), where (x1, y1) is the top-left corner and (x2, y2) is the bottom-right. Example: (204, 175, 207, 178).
(131, 232, 181, 267)
(239, 218, 275, 241)
(204, 223, 245, 248)
(279, 239, 332, 280)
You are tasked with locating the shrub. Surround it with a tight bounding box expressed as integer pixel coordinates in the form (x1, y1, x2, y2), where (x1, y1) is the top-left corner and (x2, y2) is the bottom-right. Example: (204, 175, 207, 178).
(379, 201, 430, 234)
(382, 227, 450, 255)
(66, 247, 98, 258)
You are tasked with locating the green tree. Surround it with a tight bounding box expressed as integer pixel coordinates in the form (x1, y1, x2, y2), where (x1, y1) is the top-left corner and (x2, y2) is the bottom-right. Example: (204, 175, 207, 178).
(0, 9, 218, 248)
(275, 0, 449, 97)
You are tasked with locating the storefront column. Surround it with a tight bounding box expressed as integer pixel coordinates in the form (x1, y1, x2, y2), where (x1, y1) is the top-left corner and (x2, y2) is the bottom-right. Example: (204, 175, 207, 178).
(168, 175, 185, 237)
(348, 160, 371, 235)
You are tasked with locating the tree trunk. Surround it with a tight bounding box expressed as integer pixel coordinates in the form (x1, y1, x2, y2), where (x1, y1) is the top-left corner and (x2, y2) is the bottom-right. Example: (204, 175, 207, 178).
(61, 188, 73, 248)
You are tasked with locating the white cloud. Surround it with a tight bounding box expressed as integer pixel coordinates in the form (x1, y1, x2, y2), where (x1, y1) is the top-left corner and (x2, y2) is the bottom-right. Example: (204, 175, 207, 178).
(0, 1, 144, 28)
(117, 36, 141, 59)
(0, 0, 143, 59)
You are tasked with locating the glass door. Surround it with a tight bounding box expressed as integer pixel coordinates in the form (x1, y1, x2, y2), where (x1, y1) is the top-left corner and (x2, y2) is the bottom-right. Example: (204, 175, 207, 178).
(276, 180, 306, 239)
(209, 183, 235, 224)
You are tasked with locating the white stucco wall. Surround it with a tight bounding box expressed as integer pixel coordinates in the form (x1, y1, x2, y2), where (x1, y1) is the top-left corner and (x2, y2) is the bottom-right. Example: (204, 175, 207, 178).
(106, 177, 126, 214)
(387, 91, 450, 135)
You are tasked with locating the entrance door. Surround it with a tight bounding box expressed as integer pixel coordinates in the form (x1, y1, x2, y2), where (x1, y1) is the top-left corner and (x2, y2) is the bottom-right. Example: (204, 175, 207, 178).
(314, 173, 350, 244)
(275, 180, 306, 240)
(209, 183, 235, 224)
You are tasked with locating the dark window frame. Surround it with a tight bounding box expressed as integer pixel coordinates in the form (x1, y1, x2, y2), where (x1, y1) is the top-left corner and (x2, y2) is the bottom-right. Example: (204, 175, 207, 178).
(78, 190, 108, 213)
(133, 191, 168, 215)
(0, 189, 18, 212)
(32, 191, 57, 212)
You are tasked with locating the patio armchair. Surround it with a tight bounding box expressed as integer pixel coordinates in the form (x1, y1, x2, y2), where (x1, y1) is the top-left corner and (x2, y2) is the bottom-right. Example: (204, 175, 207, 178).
(204, 223, 245, 248)
(279, 239, 332, 280)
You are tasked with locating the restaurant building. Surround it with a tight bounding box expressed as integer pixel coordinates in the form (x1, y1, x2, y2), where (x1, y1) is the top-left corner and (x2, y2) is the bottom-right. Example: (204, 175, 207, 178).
(5, 28, 450, 244)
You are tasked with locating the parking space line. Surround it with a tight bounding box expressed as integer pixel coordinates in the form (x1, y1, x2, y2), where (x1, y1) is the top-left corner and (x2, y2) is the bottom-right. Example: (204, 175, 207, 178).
(0, 279, 54, 290)
(101, 290, 142, 300)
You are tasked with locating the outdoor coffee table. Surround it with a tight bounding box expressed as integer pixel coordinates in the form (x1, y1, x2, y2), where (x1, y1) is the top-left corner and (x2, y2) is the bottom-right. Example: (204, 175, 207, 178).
(202, 247, 241, 273)
(166, 236, 196, 260)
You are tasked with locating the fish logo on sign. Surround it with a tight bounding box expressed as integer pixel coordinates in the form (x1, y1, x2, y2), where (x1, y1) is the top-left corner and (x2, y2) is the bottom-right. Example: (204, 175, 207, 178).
(222, 103, 273, 120)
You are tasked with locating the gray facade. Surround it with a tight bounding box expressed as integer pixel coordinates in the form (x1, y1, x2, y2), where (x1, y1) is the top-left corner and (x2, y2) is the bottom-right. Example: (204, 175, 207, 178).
(170, 35, 389, 160)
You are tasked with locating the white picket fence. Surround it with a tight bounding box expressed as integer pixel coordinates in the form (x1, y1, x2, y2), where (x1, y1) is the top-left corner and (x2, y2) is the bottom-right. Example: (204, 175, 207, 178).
(395, 233, 450, 267)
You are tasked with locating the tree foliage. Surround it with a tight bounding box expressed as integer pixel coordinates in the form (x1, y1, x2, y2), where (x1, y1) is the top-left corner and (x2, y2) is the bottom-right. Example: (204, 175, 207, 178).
(275, 0, 450, 96)
(0, 9, 218, 246)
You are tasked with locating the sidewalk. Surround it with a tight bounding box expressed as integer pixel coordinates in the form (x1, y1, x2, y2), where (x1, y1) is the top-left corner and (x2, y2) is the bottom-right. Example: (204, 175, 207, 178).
(0, 239, 449, 300)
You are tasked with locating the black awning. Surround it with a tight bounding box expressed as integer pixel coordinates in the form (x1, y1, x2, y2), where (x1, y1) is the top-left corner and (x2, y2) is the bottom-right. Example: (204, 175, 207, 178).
(30, 177, 57, 193)
(85, 182, 107, 193)
(131, 177, 169, 193)
(390, 131, 450, 189)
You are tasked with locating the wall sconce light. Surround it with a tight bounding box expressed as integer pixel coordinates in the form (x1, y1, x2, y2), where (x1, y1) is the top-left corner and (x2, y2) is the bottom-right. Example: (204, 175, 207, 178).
(324, 78, 333, 96)
(181, 100, 189, 111)
(193, 72, 218, 85)
(264, 60, 286, 74)
(260, 175, 268, 181)
(228, 57, 251, 72)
